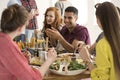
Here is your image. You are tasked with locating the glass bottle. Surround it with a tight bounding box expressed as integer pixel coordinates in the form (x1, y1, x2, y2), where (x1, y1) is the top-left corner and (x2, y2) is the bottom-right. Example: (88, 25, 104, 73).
(30, 33, 35, 48)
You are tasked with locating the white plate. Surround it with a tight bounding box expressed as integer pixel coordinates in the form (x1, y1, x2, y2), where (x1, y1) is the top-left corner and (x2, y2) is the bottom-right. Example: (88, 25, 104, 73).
(50, 53, 87, 76)
(49, 68, 86, 76)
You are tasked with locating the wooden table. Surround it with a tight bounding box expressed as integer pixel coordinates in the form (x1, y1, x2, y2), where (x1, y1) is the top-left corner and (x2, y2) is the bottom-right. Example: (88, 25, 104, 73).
(43, 70, 90, 80)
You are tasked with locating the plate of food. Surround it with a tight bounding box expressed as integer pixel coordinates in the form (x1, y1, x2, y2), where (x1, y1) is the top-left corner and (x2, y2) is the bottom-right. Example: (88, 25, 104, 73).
(49, 53, 87, 76)
(29, 56, 42, 66)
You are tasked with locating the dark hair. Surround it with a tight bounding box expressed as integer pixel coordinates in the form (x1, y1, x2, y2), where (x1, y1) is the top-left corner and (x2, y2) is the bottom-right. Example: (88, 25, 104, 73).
(116, 7, 120, 14)
(95, 2, 120, 79)
(1, 4, 29, 33)
(65, 6, 78, 16)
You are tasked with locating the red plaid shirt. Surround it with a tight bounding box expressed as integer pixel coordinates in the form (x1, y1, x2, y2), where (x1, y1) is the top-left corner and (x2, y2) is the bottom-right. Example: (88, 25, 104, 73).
(21, 0, 38, 29)
(0, 32, 42, 80)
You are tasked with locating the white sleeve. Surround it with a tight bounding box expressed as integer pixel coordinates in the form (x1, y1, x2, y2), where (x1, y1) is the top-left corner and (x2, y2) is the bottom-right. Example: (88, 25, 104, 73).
(7, 0, 22, 7)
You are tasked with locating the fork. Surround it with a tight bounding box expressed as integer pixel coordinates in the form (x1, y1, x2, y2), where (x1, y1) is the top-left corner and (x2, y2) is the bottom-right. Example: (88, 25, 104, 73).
(72, 43, 82, 61)
(73, 43, 81, 55)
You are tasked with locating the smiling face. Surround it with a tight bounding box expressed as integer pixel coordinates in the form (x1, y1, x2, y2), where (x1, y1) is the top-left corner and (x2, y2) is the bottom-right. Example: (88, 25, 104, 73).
(64, 12, 78, 29)
(46, 11, 55, 25)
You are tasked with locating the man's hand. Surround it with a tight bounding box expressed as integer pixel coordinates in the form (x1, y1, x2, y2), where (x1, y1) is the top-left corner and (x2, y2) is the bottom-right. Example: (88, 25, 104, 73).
(34, 9, 39, 16)
(45, 27, 62, 40)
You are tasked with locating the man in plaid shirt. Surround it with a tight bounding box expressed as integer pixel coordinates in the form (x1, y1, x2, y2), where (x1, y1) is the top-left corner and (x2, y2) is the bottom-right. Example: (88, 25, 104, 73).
(21, 0, 39, 29)
(7, 0, 39, 42)
(21, 0, 39, 42)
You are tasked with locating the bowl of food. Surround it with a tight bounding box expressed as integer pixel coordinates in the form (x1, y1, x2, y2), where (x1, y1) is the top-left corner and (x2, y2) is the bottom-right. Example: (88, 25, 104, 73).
(49, 53, 87, 76)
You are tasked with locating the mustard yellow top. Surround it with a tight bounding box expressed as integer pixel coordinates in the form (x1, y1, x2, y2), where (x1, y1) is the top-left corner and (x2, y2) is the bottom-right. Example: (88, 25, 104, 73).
(91, 37, 116, 80)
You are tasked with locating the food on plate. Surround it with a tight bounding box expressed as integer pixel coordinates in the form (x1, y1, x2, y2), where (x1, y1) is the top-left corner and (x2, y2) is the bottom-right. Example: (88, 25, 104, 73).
(76, 58, 84, 63)
(68, 60, 86, 70)
(50, 53, 86, 71)
(30, 56, 41, 66)
(50, 60, 86, 71)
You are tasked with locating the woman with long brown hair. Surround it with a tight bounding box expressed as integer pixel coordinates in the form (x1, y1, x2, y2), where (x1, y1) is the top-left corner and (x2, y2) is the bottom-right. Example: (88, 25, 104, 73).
(79, 2, 120, 80)
(42, 7, 63, 47)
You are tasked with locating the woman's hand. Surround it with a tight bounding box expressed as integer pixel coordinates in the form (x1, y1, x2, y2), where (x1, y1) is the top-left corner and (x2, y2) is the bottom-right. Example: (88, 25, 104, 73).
(47, 47, 57, 62)
(23, 51, 31, 62)
(78, 46, 95, 71)
(78, 46, 91, 62)
(39, 47, 57, 76)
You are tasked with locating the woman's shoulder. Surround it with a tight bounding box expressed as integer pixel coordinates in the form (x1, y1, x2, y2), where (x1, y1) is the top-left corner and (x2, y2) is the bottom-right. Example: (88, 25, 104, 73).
(97, 37, 108, 45)
(96, 37, 111, 50)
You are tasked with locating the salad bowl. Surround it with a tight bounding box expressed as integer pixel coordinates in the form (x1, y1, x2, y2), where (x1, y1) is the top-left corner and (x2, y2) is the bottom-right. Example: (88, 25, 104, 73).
(49, 53, 87, 76)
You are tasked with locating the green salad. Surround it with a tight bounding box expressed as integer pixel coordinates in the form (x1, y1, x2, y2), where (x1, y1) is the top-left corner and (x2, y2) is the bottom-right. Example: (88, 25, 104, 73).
(50, 60, 86, 71)
(68, 61, 86, 70)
